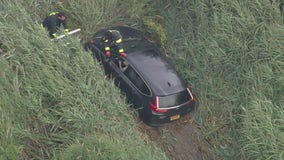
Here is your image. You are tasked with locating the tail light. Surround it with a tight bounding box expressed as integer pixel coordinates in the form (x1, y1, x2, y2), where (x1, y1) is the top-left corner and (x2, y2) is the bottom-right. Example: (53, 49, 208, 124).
(187, 88, 195, 101)
(149, 96, 169, 113)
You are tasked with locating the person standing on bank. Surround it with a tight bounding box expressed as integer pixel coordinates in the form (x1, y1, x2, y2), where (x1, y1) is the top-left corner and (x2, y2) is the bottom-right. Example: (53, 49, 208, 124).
(41, 12, 69, 39)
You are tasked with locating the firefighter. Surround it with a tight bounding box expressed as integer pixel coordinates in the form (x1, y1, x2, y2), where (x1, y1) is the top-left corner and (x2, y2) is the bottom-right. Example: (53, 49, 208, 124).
(102, 30, 127, 58)
(41, 12, 69, 39)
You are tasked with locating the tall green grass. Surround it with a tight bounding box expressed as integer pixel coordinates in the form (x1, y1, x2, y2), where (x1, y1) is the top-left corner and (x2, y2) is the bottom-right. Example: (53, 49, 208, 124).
(0, 0, 167, 159)
(1, 0, 283, 159)
(154, 0, 283, 159)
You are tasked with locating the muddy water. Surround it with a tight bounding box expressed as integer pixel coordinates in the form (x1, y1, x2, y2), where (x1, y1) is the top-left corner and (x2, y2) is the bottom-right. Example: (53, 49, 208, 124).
(138, 114, 213, 160)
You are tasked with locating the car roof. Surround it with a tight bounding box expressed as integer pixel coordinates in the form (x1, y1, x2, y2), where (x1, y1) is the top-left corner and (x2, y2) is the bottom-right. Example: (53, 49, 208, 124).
(93, 26, 188, 95)
(124, 41, 187, 95)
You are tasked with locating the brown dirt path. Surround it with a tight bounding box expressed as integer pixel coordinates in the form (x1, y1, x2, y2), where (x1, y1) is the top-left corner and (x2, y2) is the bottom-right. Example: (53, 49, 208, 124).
(138, 114, 213, 160)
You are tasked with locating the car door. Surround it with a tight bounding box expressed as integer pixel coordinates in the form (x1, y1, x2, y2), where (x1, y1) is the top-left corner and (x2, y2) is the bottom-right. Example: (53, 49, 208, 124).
(107, 59, 134, 100)
(108, 58, 143, 109)
(122, 65, 151, 110)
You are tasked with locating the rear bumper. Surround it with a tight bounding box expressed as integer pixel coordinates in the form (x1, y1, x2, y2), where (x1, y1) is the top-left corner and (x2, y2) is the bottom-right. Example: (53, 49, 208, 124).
(140, 101, 196, 127)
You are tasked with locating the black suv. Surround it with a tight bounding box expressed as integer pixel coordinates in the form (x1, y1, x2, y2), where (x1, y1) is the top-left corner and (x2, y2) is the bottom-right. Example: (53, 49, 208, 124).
(85, 26, 196, 126)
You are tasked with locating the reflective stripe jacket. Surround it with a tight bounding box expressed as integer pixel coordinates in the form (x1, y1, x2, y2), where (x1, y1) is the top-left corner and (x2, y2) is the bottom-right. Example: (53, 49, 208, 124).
(42, 12, 68, 38)
(102, 30, 125, 54)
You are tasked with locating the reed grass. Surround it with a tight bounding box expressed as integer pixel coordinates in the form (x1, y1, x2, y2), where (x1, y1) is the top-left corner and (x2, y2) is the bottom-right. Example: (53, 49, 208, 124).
(155, 0, 283, 159)
(1, 0, 283, 159)
(0, 0, 167, 159)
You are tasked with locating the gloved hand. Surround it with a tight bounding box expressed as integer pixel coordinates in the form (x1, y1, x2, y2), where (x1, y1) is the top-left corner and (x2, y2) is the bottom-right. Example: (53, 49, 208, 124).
(106, 51, 111, 58)
(64, 29, 69, 36)
(120, 52, 127, 57)
(52, 33, 57, 39)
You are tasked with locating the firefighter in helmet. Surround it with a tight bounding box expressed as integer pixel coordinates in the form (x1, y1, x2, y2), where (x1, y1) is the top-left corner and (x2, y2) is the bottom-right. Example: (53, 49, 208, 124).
(41, 12, 69, 39)
(102, 30, 127, 58)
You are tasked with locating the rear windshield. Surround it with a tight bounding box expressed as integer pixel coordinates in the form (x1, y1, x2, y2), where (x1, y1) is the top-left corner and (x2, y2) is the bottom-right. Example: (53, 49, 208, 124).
(158, 89, 192, 108)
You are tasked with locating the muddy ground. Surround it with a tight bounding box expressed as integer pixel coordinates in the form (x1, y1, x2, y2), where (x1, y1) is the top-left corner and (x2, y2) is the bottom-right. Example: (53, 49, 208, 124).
(138, 114, 213, 160)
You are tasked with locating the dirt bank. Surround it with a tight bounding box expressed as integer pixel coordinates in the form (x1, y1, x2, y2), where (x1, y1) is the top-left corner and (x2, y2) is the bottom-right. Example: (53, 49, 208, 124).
(138, 114, 213, 160)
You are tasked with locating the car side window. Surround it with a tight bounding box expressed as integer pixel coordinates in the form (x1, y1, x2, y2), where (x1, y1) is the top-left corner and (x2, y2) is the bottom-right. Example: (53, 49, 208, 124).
(118, 59, 129, 72)
(124, 66, 151, 96)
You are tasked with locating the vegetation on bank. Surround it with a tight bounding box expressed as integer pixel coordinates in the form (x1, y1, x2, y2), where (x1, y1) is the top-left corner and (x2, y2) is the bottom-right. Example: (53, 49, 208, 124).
(155, 0, 283, 159)
(0, 0, 283, 160)
(0, 0, 167, 159)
